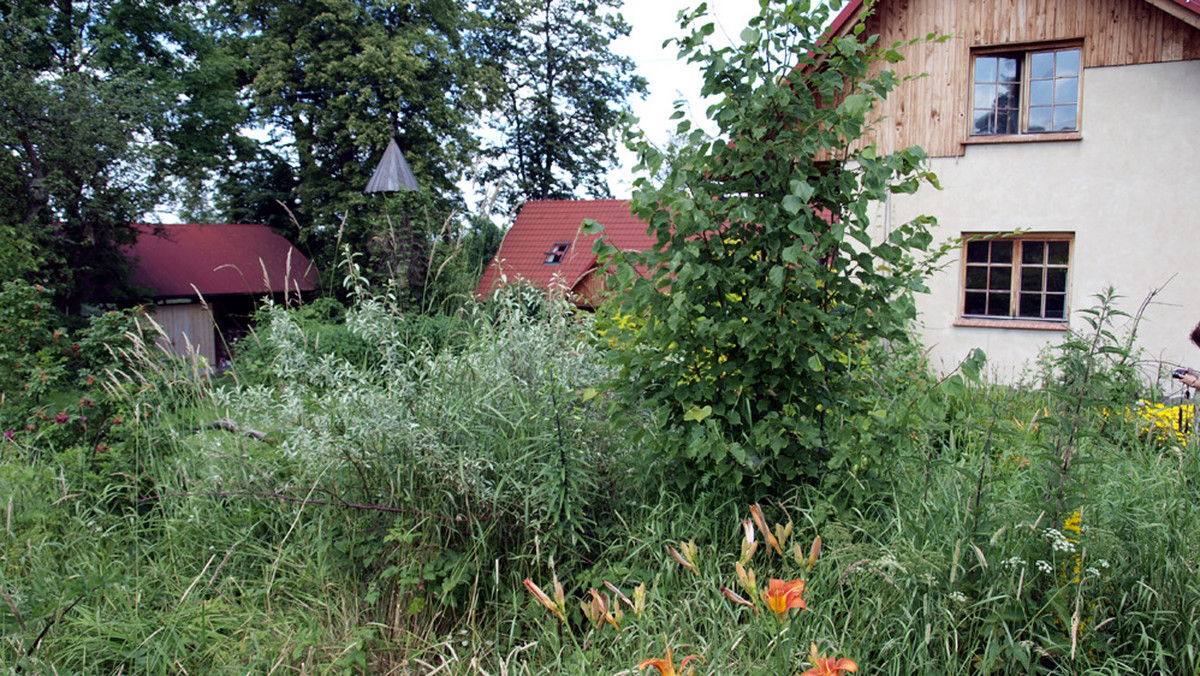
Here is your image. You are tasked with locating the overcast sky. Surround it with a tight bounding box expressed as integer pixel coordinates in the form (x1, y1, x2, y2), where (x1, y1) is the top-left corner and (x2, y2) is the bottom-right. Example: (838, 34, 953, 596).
(605, 0, 759, 197)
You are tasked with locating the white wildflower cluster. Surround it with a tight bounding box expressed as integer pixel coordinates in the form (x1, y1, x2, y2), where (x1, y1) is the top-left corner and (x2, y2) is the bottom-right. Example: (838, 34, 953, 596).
(1085, 567, 1101, 579)
(1002, 556, 1026, 570)
(1036, 560, 1053, 574)
(873, 553, 906, 573)
(948, 591, 968, 604)
(1041, 528, 1077, 553)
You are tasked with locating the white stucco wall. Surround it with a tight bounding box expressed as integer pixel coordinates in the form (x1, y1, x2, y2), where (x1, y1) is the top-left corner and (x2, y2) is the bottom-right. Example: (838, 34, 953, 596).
(883, 59, 1200, 382)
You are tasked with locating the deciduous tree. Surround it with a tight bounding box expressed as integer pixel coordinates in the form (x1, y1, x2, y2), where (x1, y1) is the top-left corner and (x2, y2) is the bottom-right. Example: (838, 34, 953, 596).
(598, 1, 941, 491)
(477, 0, 646, 212)
(0, 0, 247, 312)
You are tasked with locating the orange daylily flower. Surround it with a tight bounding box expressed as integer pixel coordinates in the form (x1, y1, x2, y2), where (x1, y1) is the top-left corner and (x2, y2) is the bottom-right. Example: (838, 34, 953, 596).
(638, 638, 704, 676)
(799, 642, 858, 676)
(762, 578, 807, 619)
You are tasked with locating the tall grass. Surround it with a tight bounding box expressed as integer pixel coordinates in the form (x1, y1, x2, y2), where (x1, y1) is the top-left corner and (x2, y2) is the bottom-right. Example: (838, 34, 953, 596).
(2, 289, 1197, 674)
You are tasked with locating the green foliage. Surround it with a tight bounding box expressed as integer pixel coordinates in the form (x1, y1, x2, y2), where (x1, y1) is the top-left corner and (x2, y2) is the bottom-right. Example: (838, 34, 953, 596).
(599, 0, 941, 491)
(0, 0, 246, 311)
(477, 0, 647, 212)
(219, 0, 497, 286)
(0, 281, 71, 424)
(2, 277, 1198, 673)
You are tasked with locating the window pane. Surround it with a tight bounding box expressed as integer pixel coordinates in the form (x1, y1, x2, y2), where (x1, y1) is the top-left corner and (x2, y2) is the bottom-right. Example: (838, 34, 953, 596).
(974, 83, 996, 108)
(1028, 106, 1051, 132)
(988, 292, 1012, 316)
(966, 265, 988, 289)
(998, 83, 1020, 108)
(964, 291, 987, 315)
(1057, 49, 1080, 77)
(1019, 293, 1043, 317)
(998, 109, 1019, 134)
(1045, 294, 1066, 319)
(1022, 242, 1044, 265)
(998, 57, 1019, 82)
(966, 241, 990, 263)
(973, 110, 995, 134)
(1053, 105, 1078, 131)
(990, 267, 1012, 291)
(1031, 52, 1055, 79)
(1030, 80, 1053, 106)
(1056, 77, 1078, 104)
(1046, 267, 1068, 292)
(1047, 241, 1070, 264)
(991, 241, 1013, 264)
(975, 56, 997, 82)
(1021, 267, 1044, 291)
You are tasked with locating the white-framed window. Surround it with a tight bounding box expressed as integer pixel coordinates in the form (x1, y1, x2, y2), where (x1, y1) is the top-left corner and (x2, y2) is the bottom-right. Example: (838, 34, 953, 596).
(971, 45, 1082, 137)
(961, 234, 1073, 321)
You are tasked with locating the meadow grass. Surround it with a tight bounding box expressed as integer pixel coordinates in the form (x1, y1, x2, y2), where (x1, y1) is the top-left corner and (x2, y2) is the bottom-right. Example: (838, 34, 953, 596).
(2, 289, 1197, 674)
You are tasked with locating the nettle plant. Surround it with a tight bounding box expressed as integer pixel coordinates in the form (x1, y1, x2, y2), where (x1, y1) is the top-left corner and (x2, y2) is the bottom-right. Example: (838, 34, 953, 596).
(597, 1, 942, 490)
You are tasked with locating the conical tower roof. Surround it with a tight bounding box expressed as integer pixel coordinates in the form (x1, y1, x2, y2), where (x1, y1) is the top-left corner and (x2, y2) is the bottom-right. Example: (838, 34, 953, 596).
(364, 137, 418, 193)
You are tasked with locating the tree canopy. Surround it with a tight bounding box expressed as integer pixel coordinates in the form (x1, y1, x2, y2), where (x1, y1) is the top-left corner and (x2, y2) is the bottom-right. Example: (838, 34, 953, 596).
(477, 0, 646, 213)
(0, 0, 246, 311)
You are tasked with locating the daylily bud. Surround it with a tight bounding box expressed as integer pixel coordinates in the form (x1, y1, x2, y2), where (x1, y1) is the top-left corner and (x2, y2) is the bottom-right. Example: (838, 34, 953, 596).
(603, 579, 634, 610)
(720, 585, 758, 614)
(735, 561, 758, 603)
(774, 521, 794, 552)
(807, 535, 822, 571)
(523, 577, 567, 623)
(668, 544, 699, 576)
(632, 583, 646, 616)
(681, 540, 699, 569)
(553, 574, 566, 610)
(740, 537, 759, 565)
(749, 505, 769, 545)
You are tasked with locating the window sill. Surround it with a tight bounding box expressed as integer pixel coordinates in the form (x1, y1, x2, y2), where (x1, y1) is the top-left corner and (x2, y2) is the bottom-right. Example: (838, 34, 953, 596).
(955, 318, 1069, 331)
(963, 131, 1082, 146)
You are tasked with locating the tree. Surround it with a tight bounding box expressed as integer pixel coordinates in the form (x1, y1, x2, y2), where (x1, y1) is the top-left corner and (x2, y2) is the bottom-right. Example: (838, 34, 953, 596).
(477, 0, 646, 213)
(220, 0, 498, 298)
(0, 0, 248, 312)
(597, 1, 941, 491)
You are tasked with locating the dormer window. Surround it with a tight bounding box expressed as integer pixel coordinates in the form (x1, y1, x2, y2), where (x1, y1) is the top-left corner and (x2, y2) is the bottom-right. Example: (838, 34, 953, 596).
(544, 242, 569, 265)
(971, 45, 1081, 137)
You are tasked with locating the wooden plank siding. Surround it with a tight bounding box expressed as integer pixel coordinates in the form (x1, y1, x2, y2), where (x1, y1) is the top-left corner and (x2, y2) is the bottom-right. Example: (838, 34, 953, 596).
(851, 0, 1200, 157)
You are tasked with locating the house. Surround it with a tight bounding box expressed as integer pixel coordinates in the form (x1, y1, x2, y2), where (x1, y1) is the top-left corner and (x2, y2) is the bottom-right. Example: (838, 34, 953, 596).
(474, 199, 655, 308)
(828, 0, 1200, 379)
(126, 223, 320, 367)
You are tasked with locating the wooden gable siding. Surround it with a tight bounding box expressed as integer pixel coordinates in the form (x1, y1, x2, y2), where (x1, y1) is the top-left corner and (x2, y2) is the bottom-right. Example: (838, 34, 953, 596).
(853, 0, 1200, 157)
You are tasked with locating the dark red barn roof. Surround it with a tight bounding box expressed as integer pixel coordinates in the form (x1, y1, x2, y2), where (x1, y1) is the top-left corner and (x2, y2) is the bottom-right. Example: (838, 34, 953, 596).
(474, 200, 655, 304)
(128, 223, 319, 299)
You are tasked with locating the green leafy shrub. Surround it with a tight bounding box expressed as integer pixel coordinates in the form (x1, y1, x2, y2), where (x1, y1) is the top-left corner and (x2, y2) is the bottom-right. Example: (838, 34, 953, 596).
(599, 2, 943, 493)
(0, 280, 71, 425)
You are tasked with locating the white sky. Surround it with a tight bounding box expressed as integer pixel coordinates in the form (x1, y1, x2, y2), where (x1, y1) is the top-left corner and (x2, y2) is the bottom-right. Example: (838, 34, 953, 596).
(605, 0, 759, 197)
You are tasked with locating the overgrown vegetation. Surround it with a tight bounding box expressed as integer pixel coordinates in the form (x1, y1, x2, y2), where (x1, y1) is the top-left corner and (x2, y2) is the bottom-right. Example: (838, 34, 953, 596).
(3, 2, 1198, 675)
(596, 0, 943, 494)
(2, 281, 1197, 673)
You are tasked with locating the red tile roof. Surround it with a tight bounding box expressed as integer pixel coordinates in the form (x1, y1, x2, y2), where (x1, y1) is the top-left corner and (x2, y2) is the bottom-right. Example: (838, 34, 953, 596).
(474, 200, 655, 302)
(128, 224, 320, 299)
